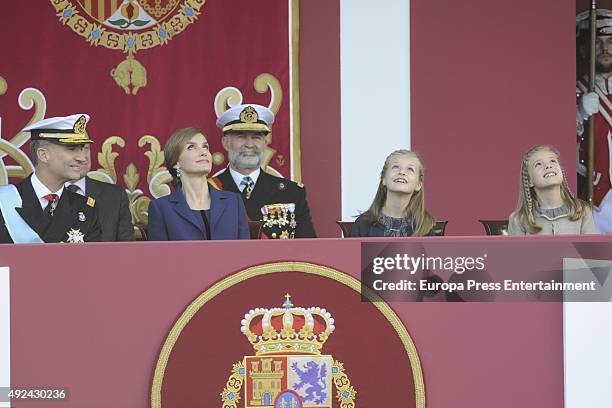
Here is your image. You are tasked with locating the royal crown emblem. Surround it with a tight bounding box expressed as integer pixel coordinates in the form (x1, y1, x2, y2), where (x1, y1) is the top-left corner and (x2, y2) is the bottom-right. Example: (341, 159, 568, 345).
(50, 0, 206, 95)
(221, 294, 356, 408)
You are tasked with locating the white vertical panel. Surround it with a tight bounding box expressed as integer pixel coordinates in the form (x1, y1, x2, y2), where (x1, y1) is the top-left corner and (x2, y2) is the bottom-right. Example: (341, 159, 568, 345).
(564, 259, 612, 408)
(564, 303, 612, 407)
(0, 267, 9, 408)
(340, 0, 411, 221)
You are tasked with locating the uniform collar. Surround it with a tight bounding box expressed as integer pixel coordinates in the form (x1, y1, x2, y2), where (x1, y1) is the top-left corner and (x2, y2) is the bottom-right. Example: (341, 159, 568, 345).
(595, 73, 612, 94)
(65, 177, 86, 195)
(229, 166, 260, 191)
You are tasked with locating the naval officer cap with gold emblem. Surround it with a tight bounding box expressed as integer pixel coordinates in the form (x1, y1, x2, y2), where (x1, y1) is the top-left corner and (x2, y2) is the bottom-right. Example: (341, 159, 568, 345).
(216, 104, 275, 134)
(23, 114, 94, 144)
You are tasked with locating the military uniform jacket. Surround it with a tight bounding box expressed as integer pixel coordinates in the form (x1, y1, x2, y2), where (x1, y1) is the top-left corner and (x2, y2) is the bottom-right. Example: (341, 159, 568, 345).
(0, 176, 102, 244)
(214, 169, 317, 238)
(86, 177, 134, 241)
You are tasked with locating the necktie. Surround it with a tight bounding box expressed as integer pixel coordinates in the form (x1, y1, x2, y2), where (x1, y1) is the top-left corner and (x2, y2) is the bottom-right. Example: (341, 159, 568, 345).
(43, 194, 59, 217)
(66, 184, 80, 194)
(241, 176, 254, 199)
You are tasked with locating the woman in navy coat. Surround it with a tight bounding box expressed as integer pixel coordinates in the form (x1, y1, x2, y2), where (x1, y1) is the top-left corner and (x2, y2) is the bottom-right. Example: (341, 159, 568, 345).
(148, 127, 249, 240)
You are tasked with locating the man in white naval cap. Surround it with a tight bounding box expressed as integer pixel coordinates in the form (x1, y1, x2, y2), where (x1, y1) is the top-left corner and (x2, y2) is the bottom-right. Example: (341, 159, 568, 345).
(212, 104, 316, 238)
(0, 114, 101, 243)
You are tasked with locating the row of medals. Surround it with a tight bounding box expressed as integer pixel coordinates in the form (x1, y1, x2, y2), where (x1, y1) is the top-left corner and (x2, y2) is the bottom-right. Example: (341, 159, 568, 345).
(261, 203, 297, 239)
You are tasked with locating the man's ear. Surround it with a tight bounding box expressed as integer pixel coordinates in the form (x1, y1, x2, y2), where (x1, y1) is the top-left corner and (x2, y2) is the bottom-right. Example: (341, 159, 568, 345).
(37, 145, 51, 165)
(221, 134, 230, 150)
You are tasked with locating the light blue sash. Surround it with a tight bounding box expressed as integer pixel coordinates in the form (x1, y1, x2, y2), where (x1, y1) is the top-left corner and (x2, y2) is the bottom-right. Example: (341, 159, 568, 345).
(0, 185, 44, 243)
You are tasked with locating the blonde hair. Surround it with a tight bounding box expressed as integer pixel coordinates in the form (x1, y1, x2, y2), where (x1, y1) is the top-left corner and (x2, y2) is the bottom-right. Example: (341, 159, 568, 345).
(164, 127, 205, 189)
(514, 145, 590, 234)
(362, 150, 435, 236)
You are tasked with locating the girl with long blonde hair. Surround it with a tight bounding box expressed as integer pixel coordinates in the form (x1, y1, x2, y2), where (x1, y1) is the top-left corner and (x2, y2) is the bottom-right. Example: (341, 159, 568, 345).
(508, 145, 595, 235)
(352, 150, 436, 237)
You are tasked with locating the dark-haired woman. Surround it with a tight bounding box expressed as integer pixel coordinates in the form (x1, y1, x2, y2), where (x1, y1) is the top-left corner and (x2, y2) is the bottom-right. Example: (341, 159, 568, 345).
(148, 127, 249, 240)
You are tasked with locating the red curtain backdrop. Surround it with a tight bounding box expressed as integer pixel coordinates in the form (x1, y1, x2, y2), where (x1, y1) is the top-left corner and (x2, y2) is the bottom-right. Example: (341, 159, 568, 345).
(0, 0, 296, 223)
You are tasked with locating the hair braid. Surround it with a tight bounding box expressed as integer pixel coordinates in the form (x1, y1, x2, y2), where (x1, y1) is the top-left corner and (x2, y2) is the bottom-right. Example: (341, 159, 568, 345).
(560, 165, 589, 221)
(513, 145, 588, 234)
(521, 165, 538, 230)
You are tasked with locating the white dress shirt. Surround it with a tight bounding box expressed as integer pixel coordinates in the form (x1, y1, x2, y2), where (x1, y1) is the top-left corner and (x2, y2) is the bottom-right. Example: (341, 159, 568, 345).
(66, 177, 87, 196)
(229, 167, 260, 192)
(31, 172, 63, 209)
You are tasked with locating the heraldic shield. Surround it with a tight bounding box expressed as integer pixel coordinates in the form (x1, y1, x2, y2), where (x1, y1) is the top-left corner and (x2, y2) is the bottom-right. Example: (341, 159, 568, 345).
(151, 262, 425, 408)
(221, 294, 356, 407)
(51, 0, 207, 94)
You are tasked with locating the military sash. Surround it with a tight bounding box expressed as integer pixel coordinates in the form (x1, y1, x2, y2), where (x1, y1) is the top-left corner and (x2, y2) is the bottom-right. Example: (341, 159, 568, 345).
(0, 185, 44, 244)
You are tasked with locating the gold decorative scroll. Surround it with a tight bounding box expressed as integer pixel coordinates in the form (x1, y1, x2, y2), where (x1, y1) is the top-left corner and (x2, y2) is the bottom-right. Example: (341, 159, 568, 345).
(0, 77, 43, 183)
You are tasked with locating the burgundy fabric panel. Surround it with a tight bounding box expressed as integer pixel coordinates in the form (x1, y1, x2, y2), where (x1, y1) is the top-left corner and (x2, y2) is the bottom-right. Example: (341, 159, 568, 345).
(410, 0, 576, 235)
(0, 236, 576, 407)
(300, 0, 342, 238)
(0, 0, 293, 185)
(161, 272, 417, 407)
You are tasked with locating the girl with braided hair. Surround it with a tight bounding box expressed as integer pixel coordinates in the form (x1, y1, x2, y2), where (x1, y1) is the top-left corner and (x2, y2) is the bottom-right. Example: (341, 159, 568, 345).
(508, 145, 596, 235)
(352, 150, 436, 237)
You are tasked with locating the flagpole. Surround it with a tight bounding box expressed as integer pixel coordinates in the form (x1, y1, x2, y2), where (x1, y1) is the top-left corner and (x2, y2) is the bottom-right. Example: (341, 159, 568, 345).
(587, 0, 597, 203)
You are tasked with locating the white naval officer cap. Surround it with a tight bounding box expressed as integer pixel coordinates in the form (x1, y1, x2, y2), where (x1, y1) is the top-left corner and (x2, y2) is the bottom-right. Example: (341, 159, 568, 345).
(23, 114, 93, 144)
(216, 104, 275, 134)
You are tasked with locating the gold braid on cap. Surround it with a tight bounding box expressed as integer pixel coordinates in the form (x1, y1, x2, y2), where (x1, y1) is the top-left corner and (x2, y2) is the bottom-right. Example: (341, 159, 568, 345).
(239, 106, 258, 123)
(73, 115, 87, 134)
(222, 106, 270, 133)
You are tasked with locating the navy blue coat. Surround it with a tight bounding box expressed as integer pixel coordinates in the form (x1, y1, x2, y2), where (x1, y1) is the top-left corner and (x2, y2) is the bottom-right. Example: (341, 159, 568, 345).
(147, 187, 249, 241)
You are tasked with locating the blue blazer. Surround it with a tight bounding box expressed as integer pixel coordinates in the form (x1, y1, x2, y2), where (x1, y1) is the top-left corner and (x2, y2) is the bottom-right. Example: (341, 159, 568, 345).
(147, 187, 249, 241)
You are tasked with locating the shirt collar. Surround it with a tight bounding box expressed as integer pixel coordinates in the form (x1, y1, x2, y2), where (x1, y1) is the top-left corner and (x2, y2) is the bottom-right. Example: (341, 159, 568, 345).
(31, 172, 63, 200)
(229, 166, 260, 190)
(595, 73, 612, 94)
(65, 177, 86, 195)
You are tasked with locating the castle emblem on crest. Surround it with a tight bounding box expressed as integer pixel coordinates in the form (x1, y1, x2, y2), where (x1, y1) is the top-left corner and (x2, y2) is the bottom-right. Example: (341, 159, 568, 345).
(50, 0, 206, 95)
(221, 294, 356, 408)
